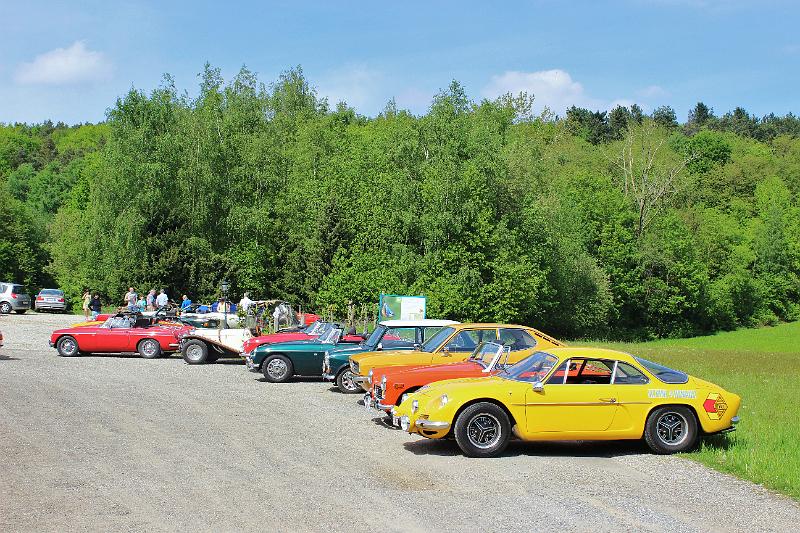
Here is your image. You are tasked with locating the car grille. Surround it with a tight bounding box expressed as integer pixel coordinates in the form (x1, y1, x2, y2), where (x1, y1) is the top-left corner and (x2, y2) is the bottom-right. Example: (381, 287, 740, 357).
(351, 360, 359, 374)
(373, 384, 384, 400)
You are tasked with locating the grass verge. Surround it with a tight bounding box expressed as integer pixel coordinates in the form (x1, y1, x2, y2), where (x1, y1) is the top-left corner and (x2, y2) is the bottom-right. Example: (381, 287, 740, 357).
(585, 321, 800, 499)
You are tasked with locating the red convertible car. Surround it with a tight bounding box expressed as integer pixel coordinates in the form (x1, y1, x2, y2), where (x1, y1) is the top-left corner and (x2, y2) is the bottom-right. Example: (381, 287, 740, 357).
(240, 320, 365, 354)
(50, 313, 190, 359)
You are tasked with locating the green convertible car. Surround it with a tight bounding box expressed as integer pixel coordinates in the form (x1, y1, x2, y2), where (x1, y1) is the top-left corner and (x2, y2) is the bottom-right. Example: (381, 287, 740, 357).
(245, 319, 459, 387)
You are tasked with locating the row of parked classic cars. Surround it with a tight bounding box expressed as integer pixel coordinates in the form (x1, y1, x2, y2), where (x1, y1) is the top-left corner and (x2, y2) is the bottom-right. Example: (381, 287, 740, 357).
(47, 310, 742, 458)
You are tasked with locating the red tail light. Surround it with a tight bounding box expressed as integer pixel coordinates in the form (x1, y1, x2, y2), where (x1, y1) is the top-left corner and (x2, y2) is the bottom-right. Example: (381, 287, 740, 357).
(11, 294, 17, 299)
(58, 298, 65, 302)
(36, 296, 44, 301)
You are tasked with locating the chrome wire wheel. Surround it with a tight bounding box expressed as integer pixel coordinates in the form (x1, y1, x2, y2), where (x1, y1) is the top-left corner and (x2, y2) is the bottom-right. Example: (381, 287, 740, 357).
(140, 339, 159, 358)
(656, 411, 688, 446)
(186, 344, 204, 362)
(266, 358, 288, 380)
(58, 337, 78, 356)
(339, 370, 358, 392)
(466, 413, 502, 449)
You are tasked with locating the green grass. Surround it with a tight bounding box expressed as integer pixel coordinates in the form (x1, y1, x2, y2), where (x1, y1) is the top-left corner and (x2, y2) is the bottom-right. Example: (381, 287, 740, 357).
(583, 321, 800, 500)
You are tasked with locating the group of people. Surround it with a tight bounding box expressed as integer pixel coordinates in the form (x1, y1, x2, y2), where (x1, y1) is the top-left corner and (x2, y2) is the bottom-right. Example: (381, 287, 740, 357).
(123, 287, 171, 313)
(81, 290, 103, 320)
(82, 287, 256, 321)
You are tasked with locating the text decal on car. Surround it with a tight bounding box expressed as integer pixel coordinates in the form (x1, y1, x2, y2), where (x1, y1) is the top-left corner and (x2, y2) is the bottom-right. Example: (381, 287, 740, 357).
(647, 389, 697, 399)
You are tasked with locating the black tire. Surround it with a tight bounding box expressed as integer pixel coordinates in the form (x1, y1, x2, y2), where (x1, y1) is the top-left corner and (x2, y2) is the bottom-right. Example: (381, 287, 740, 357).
(0, 302, 12, 314)
(14, 309, 26, 314)
(56, 335, 80, 357)
(261, 354, 293, 383)
(453, 402, 512, 458)
(643, 405, 699, 454)
(137, 338, 162, 359)
(207, 352, 220, 363)
(182, 339, 209, 364)
(335, 368, 361, 393)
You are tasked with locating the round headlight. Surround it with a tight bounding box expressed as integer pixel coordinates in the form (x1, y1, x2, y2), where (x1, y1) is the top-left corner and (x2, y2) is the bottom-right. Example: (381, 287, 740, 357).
(440, 394, 449, 407)
(411, 399, 419, 414)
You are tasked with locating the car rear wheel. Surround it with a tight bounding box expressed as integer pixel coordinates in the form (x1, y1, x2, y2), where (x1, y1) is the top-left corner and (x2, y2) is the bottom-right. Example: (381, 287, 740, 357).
(0, 302, 12, 314)
(262, 355, 293, 383)
(182, 339, 209, 364)
(644, 406, 699, 454)
(56, 336, 80, 357)
(335, 368, 360, 393)
(138, 338, 162, 359)
(454, 402, 511, 458)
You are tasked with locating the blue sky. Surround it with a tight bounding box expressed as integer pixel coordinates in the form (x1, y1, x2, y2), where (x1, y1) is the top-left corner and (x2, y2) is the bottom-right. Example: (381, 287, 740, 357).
(0, 0, 797, 124)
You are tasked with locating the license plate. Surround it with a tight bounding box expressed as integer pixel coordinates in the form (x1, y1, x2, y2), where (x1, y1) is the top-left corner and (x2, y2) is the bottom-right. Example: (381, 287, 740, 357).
(46, 298, 56, 302)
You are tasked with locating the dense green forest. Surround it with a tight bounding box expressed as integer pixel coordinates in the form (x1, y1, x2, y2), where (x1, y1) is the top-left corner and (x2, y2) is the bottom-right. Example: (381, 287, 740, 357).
(1, 65, 799, 339)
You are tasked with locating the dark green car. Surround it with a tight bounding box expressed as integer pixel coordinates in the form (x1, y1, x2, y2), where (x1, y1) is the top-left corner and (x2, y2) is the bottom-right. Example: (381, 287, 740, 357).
(321, 319, 459, 393)
(245, 327, 347, 382)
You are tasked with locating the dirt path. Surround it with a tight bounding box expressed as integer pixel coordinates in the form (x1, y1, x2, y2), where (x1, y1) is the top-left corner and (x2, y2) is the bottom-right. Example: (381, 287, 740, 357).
(1, 312, 798, 532)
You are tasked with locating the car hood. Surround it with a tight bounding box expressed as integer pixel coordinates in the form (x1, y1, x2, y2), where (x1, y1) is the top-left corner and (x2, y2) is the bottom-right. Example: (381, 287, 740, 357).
(381, 361, 481, 381)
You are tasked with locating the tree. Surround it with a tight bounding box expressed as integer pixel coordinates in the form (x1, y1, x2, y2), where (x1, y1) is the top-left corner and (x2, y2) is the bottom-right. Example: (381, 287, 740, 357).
(652, 106, 678, 129)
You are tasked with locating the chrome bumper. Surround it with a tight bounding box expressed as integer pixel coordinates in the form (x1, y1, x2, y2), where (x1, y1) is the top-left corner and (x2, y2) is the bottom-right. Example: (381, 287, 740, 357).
(245, 356, 259, 372)
(322, 373, 335, 381)
(353, 375, 370, 385)
(415, 419, 451, 431)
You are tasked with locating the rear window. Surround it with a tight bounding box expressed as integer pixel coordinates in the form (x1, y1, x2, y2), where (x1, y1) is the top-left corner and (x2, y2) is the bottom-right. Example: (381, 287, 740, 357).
(634, 357, 688, 384)
(40, 289, 63, 295)
(11, 285, 28, 295)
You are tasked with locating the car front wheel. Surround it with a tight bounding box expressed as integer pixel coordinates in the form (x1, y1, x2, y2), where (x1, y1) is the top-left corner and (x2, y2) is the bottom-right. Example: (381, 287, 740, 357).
(182, 340, 209, 364)
(453, 402, 511, 458)
(335, 368, 361, 393)
(138, 338, 162, 359)
(56, 336, 80, 357)
(262, 355, 293, 383)
(644, 406, 699, 454)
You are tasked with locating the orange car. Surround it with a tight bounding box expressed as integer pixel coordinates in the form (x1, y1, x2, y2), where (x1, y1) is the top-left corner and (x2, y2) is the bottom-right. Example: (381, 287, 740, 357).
(365, 342, 510, 413)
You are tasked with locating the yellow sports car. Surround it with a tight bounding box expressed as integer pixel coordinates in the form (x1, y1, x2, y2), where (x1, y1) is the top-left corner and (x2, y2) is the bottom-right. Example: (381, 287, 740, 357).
(393, 347, 740, 457)
(349, 323, 563, 391)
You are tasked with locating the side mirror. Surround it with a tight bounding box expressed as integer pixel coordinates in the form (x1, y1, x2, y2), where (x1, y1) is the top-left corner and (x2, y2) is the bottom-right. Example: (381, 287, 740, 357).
(413, 343, 421, 350)
(532, 381, 544, 393)
(442, 346, 451, 356)
(377, 342, 383, 351)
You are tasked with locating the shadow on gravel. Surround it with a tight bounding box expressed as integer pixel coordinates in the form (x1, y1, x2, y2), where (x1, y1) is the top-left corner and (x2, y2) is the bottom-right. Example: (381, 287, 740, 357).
(255, 376, 325, 384)
(403, 438, 649, 458)
(0, 354, 20, 361)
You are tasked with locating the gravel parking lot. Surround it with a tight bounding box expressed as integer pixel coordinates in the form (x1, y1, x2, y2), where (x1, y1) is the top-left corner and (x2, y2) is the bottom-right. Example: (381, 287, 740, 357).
(1, 313, 799, 532)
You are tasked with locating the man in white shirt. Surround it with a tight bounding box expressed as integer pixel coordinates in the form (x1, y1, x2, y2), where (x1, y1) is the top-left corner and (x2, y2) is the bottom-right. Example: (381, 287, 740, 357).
(124, 287, 138, 312)
(156, 289, 169, 308)
(238, 292, 254, 312)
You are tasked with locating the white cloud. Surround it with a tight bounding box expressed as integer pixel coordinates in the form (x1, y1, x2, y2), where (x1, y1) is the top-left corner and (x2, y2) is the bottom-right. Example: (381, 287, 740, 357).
(14, 41, 112, 85)
(482, 69, 601, 114)
(316, 64, 383, 111)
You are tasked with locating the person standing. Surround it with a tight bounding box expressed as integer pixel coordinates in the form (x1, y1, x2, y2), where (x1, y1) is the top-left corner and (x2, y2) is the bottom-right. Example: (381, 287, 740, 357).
(180, 294, 192, 310)
(146, 289, 157, 311)
(124, 287, 138, 312)
(89, 293, 102, 320)
(82, 289, 91, 319)
(156, 289, 169, 308)
(238, 292, 254, 313)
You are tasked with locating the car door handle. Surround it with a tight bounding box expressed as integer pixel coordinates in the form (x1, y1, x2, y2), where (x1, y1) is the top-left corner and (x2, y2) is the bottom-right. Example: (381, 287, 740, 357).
(599, 398, 617, 403)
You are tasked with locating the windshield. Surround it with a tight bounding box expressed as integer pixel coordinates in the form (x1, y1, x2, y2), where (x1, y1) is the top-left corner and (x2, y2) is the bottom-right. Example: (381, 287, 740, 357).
(319, 328, 342, 344)
(501, 351, 559, 382)
(419, 326, 455, 352)
(304, 320, 323, 335)
(101, 316, 134, 329)
(468, 342, 504, 367)
(634, 357, 689, 384)
(364, 325, 387, 348)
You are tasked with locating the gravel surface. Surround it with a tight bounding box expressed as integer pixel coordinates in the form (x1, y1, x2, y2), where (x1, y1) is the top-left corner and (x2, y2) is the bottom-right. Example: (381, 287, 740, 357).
(1, 312, 799, 532)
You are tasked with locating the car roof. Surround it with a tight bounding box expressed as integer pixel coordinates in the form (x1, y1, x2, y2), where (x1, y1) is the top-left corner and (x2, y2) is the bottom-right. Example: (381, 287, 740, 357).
(539, 346, 638, 363)
(377, 319, 460, 327)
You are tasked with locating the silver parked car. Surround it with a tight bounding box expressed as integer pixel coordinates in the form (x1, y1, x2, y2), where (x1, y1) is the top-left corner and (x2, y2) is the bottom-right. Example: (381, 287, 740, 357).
(0, 283, 31, 314)
(35, 288, 67, 312)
